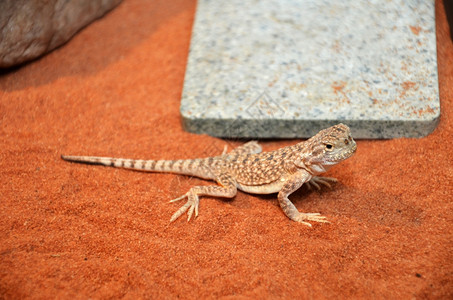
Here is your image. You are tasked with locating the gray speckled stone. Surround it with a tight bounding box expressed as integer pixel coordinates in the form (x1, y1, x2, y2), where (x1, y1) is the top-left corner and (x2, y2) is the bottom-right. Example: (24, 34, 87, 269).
(180, 0, 439, 139)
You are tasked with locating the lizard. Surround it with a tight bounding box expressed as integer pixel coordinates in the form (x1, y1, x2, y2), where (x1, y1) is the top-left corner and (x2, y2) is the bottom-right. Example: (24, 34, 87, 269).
(61, 123, 357, 226)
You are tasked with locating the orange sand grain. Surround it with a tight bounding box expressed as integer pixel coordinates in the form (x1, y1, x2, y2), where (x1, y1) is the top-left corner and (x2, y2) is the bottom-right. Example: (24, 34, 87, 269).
(0, 0, 452, 298)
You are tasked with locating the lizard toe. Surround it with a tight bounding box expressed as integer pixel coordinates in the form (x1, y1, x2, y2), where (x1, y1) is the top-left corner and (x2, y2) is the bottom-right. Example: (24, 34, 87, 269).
(306, 180, 321, 190)
(310, 176, 338, 189)
(186, 195, 199, 222)
(169, 201, 190, 222)
(296, 212, 330, 225)
(169, 193, 188, 203)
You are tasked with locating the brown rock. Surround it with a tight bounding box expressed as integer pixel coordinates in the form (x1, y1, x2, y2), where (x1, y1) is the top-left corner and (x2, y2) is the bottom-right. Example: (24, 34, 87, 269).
(0, 0, 122, 68)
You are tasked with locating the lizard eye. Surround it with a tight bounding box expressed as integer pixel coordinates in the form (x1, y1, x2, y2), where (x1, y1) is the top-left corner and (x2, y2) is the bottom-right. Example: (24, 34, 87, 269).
(344, 139, 349, 145)
(325, 144, 333, 150)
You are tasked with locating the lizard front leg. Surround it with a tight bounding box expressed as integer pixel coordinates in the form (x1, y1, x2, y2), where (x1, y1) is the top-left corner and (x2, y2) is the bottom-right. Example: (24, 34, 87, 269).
(169, 173, 237, 222)
(278, 171, 329, 227)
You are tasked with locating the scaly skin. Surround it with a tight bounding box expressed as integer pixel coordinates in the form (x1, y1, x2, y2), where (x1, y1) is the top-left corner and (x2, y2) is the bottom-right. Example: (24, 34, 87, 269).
(62, 123, 357, 226)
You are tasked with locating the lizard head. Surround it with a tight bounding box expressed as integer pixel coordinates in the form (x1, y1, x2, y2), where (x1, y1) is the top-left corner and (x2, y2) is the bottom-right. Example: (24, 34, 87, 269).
(297, 123, 357, 173)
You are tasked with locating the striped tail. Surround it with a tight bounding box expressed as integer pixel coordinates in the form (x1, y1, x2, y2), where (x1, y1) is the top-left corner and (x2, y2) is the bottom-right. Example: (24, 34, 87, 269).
(61, 155, 213, 179)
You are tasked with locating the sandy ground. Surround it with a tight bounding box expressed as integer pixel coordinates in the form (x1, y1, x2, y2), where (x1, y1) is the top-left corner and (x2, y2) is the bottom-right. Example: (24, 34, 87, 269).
(1, 0, 452, 298)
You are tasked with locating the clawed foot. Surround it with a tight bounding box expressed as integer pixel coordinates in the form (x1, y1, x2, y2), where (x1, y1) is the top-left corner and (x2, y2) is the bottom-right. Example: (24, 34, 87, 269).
(295, 212, 330, 227)
(306, 176, 337, 190)
(169, 192, 199, 222)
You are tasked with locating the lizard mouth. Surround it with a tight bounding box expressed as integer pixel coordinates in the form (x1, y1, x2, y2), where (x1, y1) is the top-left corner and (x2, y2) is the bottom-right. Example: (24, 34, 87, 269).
(350, 143, 357, 154)
(343, 144, 357, 159)
(344, 143, 357, 158)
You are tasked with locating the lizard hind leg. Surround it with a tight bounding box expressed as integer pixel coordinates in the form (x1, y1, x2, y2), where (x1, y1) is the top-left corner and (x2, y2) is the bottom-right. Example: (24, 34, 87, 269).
(168, 174, 238, 223)
(227, 141, 262, 156)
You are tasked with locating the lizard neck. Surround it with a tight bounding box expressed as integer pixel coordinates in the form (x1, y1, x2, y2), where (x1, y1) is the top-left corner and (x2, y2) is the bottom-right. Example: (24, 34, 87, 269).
(308, 163, 332, 174)
(294, 157, 333, 175)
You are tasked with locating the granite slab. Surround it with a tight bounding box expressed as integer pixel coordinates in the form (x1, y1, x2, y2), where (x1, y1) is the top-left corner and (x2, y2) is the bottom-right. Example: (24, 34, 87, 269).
(180, 0, 439, 139)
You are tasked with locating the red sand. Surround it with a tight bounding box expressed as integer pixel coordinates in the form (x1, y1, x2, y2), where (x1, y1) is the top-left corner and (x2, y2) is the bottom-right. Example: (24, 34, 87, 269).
(1, 0, 452, 298)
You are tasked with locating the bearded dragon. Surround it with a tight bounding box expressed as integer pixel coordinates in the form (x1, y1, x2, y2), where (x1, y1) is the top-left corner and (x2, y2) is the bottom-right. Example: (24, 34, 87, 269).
(62, 123, 357, 226)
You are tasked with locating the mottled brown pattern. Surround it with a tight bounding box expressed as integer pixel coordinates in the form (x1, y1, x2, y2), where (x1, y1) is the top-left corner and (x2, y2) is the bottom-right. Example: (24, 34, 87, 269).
(226, 145, 299, 185)
(61, 123, 356, 225)
(3, 3, 451, 297)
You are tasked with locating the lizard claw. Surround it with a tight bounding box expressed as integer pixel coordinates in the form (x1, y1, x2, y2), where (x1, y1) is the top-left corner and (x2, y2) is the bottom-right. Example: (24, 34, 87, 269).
(295, 212, 330, 226)
(169, 192, 200, 223)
